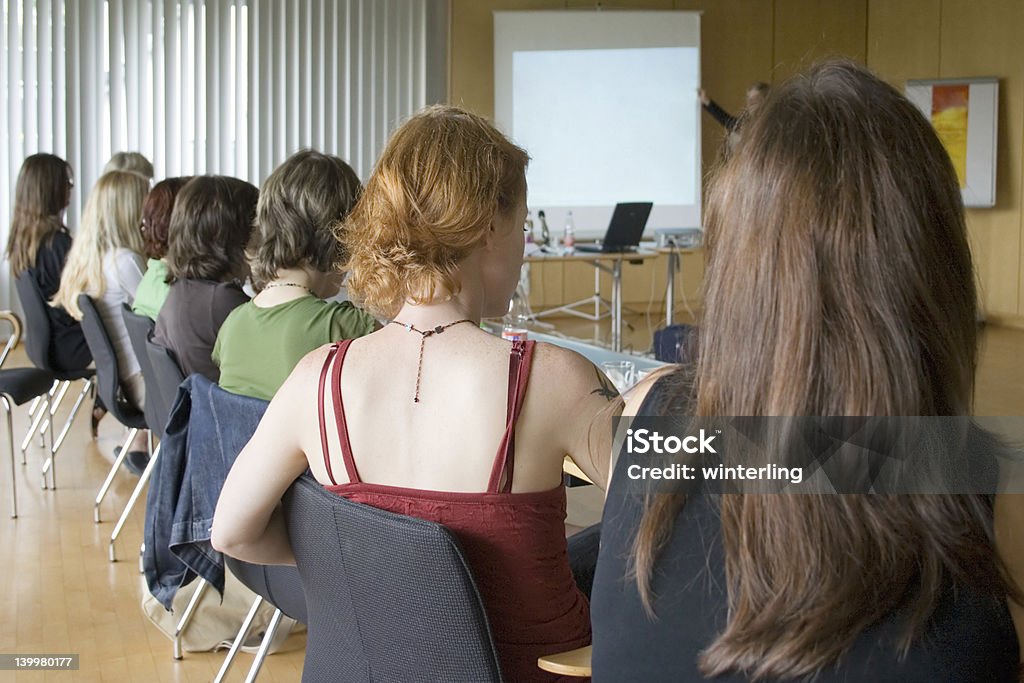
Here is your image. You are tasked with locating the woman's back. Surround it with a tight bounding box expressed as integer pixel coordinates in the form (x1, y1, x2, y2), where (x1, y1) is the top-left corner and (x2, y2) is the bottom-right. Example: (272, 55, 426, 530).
(317, 336, 592, 681)
(302, 325, 608, 494)
(592, 380, 1020, 683)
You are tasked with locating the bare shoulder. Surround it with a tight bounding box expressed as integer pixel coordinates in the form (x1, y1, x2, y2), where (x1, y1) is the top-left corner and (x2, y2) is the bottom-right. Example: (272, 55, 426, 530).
(530, 341, 614, 395)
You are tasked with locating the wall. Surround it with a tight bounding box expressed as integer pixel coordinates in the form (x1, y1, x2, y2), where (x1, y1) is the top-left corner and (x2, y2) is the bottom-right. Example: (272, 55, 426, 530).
(449, 0, 1024, 325)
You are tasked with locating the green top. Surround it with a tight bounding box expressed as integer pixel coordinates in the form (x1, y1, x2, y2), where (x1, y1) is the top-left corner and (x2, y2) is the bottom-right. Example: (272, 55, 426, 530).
(132, 258, 171, 320)
(213, 295, 377, 400)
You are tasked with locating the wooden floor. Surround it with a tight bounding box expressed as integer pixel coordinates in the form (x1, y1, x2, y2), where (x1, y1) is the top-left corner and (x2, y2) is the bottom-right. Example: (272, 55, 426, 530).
(1, 317, 1022, 682)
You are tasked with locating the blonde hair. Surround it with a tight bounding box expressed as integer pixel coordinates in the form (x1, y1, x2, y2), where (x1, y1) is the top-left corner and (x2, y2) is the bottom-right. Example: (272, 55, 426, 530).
(341, 105, 528, 318)
(103, 151, 154, 179)
(54, 171, 148, 319)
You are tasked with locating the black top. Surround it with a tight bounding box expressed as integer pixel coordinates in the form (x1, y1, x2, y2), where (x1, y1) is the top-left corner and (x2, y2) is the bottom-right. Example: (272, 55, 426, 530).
(153, 278, 249, 383)
(702, 99, 738, 131)
(30, 229, 92, 371)
(591, 376, 1019, 683)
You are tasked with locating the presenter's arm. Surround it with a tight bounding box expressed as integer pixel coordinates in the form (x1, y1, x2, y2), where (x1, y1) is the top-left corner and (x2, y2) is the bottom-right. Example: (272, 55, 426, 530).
(698, 89, 739, 131)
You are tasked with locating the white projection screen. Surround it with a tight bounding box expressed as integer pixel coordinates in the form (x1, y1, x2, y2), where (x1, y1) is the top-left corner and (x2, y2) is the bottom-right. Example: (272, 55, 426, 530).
(494, 10, 702, 238)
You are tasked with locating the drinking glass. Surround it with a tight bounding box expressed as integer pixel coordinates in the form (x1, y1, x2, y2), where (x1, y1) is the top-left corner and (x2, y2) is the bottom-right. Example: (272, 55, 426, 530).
(601, 360, 636, 394)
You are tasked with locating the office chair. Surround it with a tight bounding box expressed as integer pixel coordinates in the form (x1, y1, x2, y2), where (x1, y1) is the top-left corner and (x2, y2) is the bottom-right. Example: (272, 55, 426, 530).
(283, 473, 504, 682)
(0, 311, 56, 518)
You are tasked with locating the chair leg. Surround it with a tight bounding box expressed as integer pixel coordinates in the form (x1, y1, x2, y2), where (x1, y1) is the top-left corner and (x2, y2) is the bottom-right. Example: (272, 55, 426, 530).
(214, 595, 264, 681)
(109, 443, 159, 562)
(243, 608, 284, 683)
(173, 578, 210, 660)
(20, 380, 57, 457)
(42, 379, 93, 487)
(93, 428, 138, 523)
(4, 396, 16, 518)
(36, 379, 70, 444)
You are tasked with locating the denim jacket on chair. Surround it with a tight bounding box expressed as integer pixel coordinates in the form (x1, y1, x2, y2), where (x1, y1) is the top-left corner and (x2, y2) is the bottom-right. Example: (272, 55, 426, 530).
(143, 373, 269, 609)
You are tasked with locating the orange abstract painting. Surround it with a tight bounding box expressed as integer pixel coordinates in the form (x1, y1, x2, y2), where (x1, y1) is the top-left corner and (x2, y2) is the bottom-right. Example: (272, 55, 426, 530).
(931, 84, 970, 187)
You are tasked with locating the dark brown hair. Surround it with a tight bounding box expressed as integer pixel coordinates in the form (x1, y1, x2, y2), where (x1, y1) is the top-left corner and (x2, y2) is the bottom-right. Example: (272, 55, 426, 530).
(141, 177, 192, 260)
(6, 153, 72, 275)
(250, 150, 361, 288)
(342, 105, 528, 318)
(633, 60, 1017, 679)
(165, 176, 258, 282)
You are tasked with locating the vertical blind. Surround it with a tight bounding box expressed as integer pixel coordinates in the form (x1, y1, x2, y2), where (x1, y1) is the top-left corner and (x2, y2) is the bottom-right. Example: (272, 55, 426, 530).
(1, 0, 448, 310)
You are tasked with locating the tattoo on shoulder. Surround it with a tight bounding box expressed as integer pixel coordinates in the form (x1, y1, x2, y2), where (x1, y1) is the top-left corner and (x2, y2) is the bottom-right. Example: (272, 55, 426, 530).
(591, 367, 620, 401)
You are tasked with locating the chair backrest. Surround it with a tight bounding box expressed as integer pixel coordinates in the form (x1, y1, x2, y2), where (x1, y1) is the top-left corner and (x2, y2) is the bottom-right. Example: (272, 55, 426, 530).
(121, 305, 167, 439)
(77, 294, 146, 428)
(144, 336, 186, 438)
(283, 474, 504, 683)
(14, 272, 54, 371)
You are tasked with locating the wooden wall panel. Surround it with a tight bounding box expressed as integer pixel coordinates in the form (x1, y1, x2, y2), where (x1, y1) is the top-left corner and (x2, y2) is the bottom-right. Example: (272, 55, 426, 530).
(940, 0, 1024, 318)
(772, 0, 866, 81)
(866, 0, 940, 87)
(448, 0, 562, 118)
(673, 0, 774, 177)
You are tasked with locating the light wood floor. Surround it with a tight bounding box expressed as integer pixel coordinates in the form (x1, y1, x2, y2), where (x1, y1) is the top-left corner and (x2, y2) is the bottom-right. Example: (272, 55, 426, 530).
(2, 318, 1022, 682)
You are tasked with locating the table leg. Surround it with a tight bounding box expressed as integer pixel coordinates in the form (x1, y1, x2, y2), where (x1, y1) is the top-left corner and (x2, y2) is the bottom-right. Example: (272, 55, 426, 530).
(611, 259, 623, 352)
(665, 250, 677, 326)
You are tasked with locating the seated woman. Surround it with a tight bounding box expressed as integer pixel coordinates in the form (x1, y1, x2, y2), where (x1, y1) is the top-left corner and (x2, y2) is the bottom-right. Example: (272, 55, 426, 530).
(132, 177, 192, 320)
(153, 176, 258, 382)
(6, 154, 92, 373)
(590, 60, 1020, 682)
(213, 150, 377, 400)
(213, 106, 621, 682)
(54, 170, 150, 411)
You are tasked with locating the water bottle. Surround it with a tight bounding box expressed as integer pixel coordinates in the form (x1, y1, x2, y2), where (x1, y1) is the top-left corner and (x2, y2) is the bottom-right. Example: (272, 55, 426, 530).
(563, 210, 576, 250)
(538, 210, 550, 247)
(502, 291, 529, 342)
(524, 210, 535, 243)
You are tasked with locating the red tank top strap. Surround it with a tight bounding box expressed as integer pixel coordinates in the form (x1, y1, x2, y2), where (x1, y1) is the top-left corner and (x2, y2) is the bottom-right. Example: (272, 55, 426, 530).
(316, 338, 361, 485)
(486, 340, 536, 493)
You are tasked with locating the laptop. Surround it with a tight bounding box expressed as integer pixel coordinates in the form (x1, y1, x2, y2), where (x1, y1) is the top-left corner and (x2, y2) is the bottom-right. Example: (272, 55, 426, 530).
(574, 202, 654, 253)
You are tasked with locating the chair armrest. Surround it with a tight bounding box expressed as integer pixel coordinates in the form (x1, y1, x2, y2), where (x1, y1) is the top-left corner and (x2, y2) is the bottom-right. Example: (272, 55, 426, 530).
(0, 311, 24, 368)
(538, 644, 592, 677)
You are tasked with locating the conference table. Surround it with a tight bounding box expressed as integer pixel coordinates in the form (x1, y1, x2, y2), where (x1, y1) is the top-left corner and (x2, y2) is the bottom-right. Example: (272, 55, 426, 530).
(525, 247, 660, 352)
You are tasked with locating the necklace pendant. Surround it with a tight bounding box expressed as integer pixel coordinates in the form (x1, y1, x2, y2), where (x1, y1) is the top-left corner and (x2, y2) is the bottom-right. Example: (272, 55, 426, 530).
(434, 325, 444, 334)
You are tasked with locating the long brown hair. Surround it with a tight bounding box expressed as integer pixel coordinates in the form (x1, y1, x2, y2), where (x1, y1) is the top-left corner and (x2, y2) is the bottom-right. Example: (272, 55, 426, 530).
(6, 153, 72, 275)
(633, 60, 1018, 679)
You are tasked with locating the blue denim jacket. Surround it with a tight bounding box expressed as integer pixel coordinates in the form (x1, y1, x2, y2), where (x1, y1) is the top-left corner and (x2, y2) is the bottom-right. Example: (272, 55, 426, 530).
(143, 373, 268, 609)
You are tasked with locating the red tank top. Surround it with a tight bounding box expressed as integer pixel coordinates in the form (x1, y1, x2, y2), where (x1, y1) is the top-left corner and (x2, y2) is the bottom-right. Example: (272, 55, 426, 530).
(317, 338, 591, 682)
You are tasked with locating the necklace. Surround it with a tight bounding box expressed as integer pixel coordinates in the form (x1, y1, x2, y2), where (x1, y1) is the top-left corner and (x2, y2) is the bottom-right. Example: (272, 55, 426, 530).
(262, 281, 315, 296)
(389, 319, 474, 403)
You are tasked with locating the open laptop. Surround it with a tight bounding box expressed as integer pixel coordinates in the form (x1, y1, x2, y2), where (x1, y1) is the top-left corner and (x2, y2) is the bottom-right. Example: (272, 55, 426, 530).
(574, 202, 654, 253)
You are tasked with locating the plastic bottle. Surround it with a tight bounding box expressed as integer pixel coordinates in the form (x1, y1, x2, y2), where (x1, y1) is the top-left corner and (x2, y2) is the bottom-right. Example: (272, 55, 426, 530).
(502, 291, 529, 342)
(563, 210, 576, 249)
(538, 210, 550, 247)
(524, 210, 535, 243)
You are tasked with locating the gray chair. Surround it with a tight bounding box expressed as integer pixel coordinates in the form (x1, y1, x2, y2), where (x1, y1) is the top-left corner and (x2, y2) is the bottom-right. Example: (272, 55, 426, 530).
(282, 473, 504, 683)
(14, 272, 96, 488)
(0, 311, 55, 518)
(77, 294, 154, 562)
